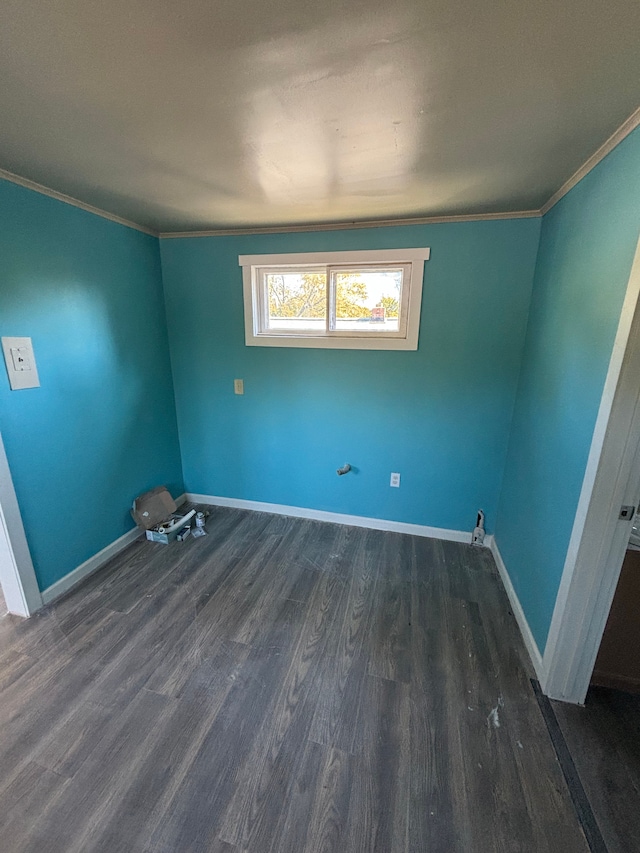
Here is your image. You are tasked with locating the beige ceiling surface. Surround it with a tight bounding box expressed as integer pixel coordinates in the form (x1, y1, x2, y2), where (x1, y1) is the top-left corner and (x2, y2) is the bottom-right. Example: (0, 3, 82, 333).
(0, 0, 639, 232)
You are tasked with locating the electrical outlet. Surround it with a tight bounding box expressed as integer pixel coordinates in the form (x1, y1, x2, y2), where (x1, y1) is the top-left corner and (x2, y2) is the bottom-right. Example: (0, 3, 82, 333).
(234, 378, 244, 395)
(390, 472, 401, 488)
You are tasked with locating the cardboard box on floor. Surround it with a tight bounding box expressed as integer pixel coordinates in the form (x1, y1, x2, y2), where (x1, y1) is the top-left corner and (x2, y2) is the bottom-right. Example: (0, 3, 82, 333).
(131, 486, 185, 544)
(131, 486, 177, 530)
(145, 525, 181, 544)
(132, 486, 199, 544)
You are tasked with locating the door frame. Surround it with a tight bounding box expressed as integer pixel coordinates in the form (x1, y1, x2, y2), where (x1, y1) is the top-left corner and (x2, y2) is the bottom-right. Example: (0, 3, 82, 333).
(0, 432, 42, 616)
(543, 234, 640, 704)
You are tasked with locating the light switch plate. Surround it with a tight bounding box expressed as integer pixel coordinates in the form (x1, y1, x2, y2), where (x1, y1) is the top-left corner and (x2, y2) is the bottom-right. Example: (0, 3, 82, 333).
(2, 337, 40, 390)
(234, 378, 244, 395)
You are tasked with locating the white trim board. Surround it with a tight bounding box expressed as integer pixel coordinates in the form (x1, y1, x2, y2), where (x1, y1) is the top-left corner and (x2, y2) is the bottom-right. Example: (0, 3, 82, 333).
(40, 490, 187, 606)
(162, 100, 640, 235)
(1, 105, 637, 239)
(186, 492, 473, 543)
(189, 493, 549, 679)
(240, 248, 429, 352)
(0, 168, 157, 237)
(541, 105, 640, 215)
(40, 527, 141, 605)
(237, 248, 430, 266)
(161, 211, 539, 239)
(35, 488, 543, 688)
(0, 433, 42, 616)
(542, 234, 640, 703)
(485, 535, 545, 683)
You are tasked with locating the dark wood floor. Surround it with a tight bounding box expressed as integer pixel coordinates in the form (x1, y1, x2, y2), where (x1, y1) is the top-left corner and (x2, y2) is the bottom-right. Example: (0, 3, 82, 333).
(0, 506, 590, 852)
(551, 685, 640, 853)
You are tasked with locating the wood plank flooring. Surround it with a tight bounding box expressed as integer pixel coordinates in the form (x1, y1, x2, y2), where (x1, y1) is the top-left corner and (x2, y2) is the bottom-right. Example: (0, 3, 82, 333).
(550, 685, 640, 853)
(0, 506, 590, 852)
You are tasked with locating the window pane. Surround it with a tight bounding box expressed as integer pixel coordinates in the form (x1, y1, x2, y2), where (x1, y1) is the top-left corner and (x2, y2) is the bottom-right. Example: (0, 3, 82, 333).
(332, 268, 403, 332)
(265, 269, 326, 332)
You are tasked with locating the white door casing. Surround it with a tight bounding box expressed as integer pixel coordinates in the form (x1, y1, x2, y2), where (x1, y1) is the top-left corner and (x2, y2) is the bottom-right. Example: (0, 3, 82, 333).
(0, 432, 42, 616)
(543, 233, 640, 703)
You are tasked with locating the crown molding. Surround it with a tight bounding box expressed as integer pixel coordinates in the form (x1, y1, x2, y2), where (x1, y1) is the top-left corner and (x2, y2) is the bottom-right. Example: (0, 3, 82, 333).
(159, 209, 541, 239)
(541, 104, 640, 216)
(2, 104, 638, 238)
(0, 167, 158, 237)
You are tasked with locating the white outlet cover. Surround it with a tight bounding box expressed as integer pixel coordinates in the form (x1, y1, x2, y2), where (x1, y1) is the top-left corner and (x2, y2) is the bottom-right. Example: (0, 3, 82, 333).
(2, 337, 40, 390)
(390, 472, 401, 487)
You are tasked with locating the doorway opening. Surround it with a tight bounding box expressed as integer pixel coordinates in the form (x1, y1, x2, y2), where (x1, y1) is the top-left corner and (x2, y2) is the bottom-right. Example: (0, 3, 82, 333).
(591, 519, 640, 693)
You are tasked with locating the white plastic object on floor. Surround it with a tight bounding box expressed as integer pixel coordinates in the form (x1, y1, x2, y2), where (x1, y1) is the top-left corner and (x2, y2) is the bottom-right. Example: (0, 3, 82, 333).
(471, 509, 485, 546)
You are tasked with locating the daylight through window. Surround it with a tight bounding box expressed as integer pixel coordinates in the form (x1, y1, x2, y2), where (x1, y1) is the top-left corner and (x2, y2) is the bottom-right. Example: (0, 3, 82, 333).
(240, 249, 430, 350)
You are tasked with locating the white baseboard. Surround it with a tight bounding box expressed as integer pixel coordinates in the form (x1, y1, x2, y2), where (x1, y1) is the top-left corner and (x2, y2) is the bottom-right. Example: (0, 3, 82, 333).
(186, 492, 474, 544)
(40, 490, 188, 606)
(187, 496, 545, 682)
(41, 526, 142, 605)
(485, 534, 545, 682)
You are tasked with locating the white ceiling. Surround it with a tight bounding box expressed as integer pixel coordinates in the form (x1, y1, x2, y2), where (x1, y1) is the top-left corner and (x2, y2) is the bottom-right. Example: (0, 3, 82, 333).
(0, 0, 639, 233)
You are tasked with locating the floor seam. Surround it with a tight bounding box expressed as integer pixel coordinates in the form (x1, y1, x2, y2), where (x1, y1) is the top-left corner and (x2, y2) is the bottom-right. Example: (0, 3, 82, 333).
(532, 679, 608, 853)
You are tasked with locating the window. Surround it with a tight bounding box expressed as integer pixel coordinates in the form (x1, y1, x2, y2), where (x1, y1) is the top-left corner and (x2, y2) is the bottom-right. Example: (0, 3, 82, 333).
(240, 248, 430, 350)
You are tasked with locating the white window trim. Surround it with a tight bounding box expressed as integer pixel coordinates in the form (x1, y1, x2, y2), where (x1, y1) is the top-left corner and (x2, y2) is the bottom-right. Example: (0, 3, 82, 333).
(239, 248, 430, 351)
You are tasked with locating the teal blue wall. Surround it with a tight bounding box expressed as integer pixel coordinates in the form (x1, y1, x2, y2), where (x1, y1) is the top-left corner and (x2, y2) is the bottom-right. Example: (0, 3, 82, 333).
(160, 219, 541, 534)
(495, 127, 640, 652)
(5, 130, 635, 620)
(0, 180, 183, 592)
